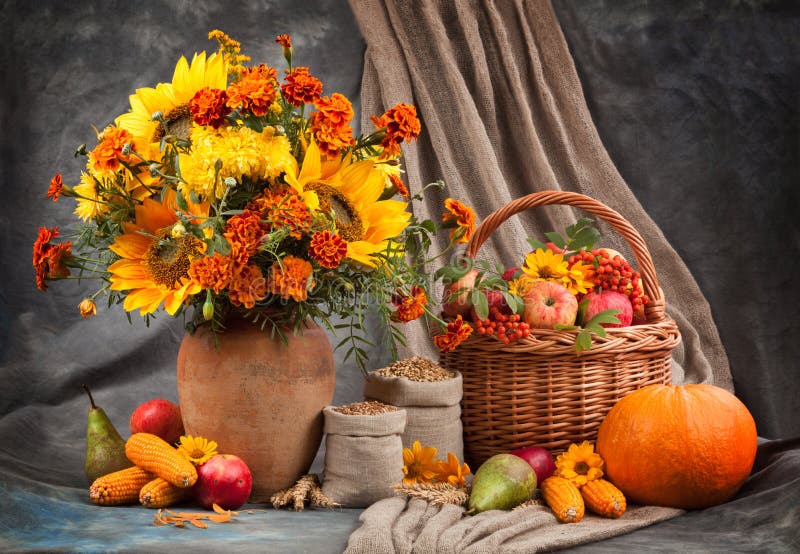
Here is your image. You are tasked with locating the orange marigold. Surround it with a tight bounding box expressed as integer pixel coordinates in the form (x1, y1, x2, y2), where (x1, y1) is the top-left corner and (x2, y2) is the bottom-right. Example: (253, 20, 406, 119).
(188, 252, 234, 293)
(371, 103, 421, 158)
(388, 174, 409, 198)
(276, 34, 292, 49)
(391, 285, 427, 323)
(226, 64, 278, 117)
(281, 67, 323, 107)
(190, 87, 231, 128)
(33, 226, 59, 267)
(248, 187, 311, 239)
(433, 315, 473, 353)
(47, 173, 63, 201)
(228, 264, 267, 309)
(267, 255, 315, 302)
(47, 243, 73, 279)
(442, 198, 476, 244)
(310, 93, 356, 156)
(33, 228, 72, 291)
(223, 210, 267, 263)
(308, 230, 348, 269)
(89, 125, 132, 175)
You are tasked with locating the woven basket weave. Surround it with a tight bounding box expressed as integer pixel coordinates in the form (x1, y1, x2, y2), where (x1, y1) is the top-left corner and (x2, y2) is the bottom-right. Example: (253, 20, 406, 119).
(438, 191, 680, 467)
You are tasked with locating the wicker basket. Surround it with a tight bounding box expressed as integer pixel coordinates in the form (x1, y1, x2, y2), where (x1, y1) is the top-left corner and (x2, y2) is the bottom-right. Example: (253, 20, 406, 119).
(438, 191, 680, 467)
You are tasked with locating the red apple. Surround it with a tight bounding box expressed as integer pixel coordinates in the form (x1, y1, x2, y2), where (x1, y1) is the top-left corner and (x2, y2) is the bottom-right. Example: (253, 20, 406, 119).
(583, 290, 633, 327)
(510, 446, 556, 484)
(523, 281, 578, 328)
(129, 398, 184, 445)
(442, 269, 478, 318)
(470, 289, 510, 321)
(502, 267, 522, 281)
(193, 454, 253, 510)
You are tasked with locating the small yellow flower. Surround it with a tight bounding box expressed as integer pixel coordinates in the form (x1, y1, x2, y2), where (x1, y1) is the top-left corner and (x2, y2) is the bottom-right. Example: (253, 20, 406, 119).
(522, 248, 569, 282)
(177, 435, 218, 465)
(434, 452, 471, 487)
(78, 298, 97, 318)
(554, 440, 604, 487)
(507, 275, 536, 297)
(562, 260, 594, 295)
(402, 440, 439, 486)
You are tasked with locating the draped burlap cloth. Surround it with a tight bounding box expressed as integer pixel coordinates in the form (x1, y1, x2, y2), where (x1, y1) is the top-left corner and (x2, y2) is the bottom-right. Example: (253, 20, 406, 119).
(350, 0, 732, 392)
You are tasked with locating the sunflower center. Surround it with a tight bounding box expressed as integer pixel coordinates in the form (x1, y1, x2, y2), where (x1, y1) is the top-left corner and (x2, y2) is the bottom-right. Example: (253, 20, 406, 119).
(152, 103, 193, 143)
(574, 461, 589, 474)
(144, 233, 200, 288)
(304, 182, 364, 242)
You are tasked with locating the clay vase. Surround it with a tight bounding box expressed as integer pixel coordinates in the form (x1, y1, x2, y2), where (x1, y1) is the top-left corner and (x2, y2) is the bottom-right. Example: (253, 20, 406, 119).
(176, 318, 335, 502)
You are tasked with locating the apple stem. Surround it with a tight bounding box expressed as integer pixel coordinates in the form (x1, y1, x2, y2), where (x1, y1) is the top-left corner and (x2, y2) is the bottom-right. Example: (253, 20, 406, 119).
(83, 384, 96, 409)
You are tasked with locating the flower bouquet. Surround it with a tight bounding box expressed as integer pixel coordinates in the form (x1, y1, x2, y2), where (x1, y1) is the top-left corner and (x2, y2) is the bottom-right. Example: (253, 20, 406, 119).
(32, 31, 479, 368)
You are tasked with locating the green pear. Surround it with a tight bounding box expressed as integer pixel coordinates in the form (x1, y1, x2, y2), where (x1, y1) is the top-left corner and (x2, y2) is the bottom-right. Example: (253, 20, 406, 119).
(83, 385, 133, 483)
(468, 453, 537, 514)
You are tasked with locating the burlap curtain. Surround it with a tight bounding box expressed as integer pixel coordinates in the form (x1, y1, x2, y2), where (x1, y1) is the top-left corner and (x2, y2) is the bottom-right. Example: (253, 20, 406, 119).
(350, 0, 732, 390)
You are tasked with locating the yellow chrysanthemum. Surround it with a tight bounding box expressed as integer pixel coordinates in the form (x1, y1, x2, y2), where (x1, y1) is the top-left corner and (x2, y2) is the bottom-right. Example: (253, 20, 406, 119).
(562, 260, 594, 295)
(73, 172, 109, 221)
(179, 125, 293, 200)
(554, 440, 604, 487)
(402, 441, 439, 486)
(287, 141, 411, 267)
(522, 248, 569, 282)
(507, 275, 536, 297)
(107, 189, 208, 316)
(115, 51, 228, 145)
(177, 435, 218, 465)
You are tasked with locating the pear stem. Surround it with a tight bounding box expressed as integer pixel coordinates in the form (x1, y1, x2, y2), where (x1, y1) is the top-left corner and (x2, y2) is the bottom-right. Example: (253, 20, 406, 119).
(83, 384, 97, 409)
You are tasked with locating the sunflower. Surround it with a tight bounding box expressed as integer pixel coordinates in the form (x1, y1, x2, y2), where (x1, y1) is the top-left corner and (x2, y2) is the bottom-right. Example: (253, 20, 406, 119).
(287, 141, 411, 267)
(177, 435, 218, 465)
(107, 189, 208, 315)
(554, 440, 604, 487)
(522, 248, 569, 282)
(115, 51, 227, 145)
(402, 441, 439, 486)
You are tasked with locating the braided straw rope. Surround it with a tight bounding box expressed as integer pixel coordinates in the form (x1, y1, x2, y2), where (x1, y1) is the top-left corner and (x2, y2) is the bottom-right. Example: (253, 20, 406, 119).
(439, 191, 680, 466)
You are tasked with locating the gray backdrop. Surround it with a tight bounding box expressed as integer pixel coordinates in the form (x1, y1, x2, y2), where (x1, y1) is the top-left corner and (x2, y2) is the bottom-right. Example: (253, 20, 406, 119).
(1, 0, 797, 499)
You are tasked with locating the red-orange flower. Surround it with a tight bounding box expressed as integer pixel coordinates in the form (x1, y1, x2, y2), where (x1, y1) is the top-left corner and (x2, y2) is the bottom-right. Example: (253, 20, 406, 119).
(188, 252, 234, 293)
(388, 174, 409, 198)
(223, 210, 267, 265)
(248, 187, 311, 240)
(442, 198, 476, 244)
(308, 230, 348, 269)
(372, 103, 421, 157)
(228, 264, 267, 309)
(33, 227, 73, 291)
(47, 174, 63, 201)
(190, 87, 231, 128)
(276, 34, 292, 49)
(391, 285, 427, 323)
(88, 125, 132, 175)
(33, 227, 59, 267)
(281, 67, 323, 107)
(310, 93, 356, 156)
(46, 243, 73, 279)
(267, 255, 315, 302)
(226, 64, 278, 116)
(433, 315, 473, 352)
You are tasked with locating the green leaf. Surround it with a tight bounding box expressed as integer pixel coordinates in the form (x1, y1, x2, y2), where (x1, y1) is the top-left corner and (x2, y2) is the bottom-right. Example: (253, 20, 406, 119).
(212, 235, 231, 255)
(569, 227, 601, 252)
(527, 238, 547, 251)
(176, 189, 188, 211)
(471, 290, 489, 320)
(420, 219, 436, 234)
(584, 308, 621, 329)
(576, 329, 592, 352)
(501, 292, 518, 313)
(577, 297, 590, 326)
(544, 232, 566, 248)
(554, 323, 580, 331)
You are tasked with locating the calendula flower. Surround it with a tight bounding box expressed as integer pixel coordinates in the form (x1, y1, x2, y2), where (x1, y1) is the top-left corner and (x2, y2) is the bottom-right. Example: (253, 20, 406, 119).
(562, 260, 594, 295)
(189, 87, 231, 128)
(435, 452, 471, 487)
(433, 315, 473, 352)
(308, 230, 348, 269)
(281, 66, 322, 107)
(228, 264, 267, 309)
(391, 285, 427, 323)
(47, 174, 63, 201)
(441, 198, 475, 244)
(188, 253, 234, 293)
(371, 103, 421, 158)
(522, 248, 569, 282)
(402, 441, 439, 485)
(78, 298, 97, 318)
(554, 441, 604, 487)
(226, 64, 278, 117)
(267, 255, 315, 302)
(177, 435, 218, 465)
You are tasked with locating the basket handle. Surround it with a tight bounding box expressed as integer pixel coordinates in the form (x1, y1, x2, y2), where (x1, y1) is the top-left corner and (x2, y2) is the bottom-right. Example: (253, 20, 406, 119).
(465, 190, 667, 323)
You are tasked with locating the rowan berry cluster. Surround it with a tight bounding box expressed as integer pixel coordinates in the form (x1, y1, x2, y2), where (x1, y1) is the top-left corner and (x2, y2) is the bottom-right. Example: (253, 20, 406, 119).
(568, 250, 649, 311)
(475, 308, 531, 344)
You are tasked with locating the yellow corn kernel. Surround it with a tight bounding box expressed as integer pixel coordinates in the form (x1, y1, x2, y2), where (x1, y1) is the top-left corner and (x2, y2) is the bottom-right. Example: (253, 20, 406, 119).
(89, 466, 155, 506)
(139, 476, 193, 508)
(125, 433, 198, 488)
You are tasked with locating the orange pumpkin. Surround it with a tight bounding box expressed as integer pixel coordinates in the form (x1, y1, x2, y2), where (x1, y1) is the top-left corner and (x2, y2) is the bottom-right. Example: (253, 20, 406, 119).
(596, 383, 757, 510)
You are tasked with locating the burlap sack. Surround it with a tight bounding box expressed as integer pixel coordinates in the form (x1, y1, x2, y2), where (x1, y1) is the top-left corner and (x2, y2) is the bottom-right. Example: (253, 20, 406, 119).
(364, 371, 464, 460)
(321, 405, 406, 508)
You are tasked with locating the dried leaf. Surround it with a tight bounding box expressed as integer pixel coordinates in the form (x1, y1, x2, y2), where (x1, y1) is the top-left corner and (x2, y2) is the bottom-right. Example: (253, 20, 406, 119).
(207, 513, 231, 523)
(189, 519, 208, 529)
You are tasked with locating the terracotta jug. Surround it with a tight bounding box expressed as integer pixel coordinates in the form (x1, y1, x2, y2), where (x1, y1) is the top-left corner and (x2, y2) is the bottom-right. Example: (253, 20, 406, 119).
(176, 317, 335, 502)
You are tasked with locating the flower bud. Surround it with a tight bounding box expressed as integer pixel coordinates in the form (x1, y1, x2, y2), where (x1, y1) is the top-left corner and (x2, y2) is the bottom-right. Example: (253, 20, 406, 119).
(202, 291, 214, 321)
(149, 163, 160, 177)
(214, 158, 224, 171)
(78, 298, 97, 318)
(170, 222, 186, 239)
(224, 177, 237, 189)
(121, 143, 132, 156)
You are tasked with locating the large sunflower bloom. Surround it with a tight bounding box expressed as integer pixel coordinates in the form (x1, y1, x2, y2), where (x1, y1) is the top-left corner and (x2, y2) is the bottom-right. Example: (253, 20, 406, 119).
(107, 189, 208, 315)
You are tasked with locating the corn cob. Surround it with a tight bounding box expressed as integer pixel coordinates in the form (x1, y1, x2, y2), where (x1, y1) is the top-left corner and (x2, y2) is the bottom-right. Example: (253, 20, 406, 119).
(139, 476, 193, 508)
(580, 478, 627, 518)
(125, 432, 198, 488)
(540, 476, 585, 523)
(89, 466, 155, 506)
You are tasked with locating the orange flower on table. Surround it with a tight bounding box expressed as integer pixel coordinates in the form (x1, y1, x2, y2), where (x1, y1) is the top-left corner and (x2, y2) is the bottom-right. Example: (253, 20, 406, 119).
(226, 64, 278, 117)
(47, 174, 63, 201)
(88, 125, 133, 176)
(441, 198, 475, 244)
(371, 103, 421, 158)
(223, 210, 267, 264)
(188, 252, 234, 293)
(248, 188, 311, 240)
(267, 255, 315, 302)
(308, 230, 348, 269)
(435, 452, 471, 487)
(78, 298, 97, 318)
(275, 34, 292, 49)
(228, 264, 267, 309)
(433, 315, 473, 353)
(190, 87, 231, 128)
(281, 67, 322, 107)
(402, 441, 439, 486)
(391, 285, 427, 323)
(554, 441, 604, 487)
